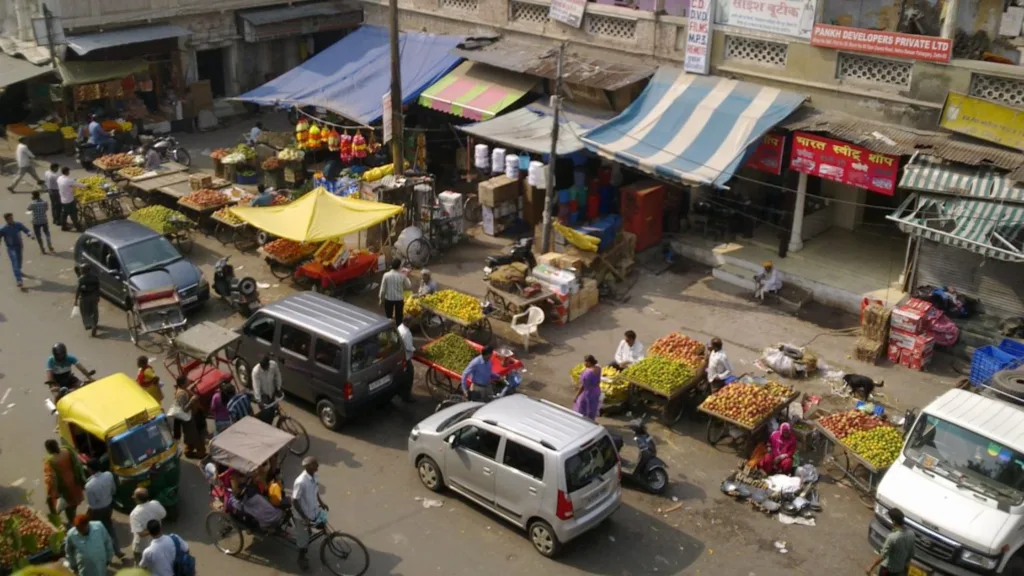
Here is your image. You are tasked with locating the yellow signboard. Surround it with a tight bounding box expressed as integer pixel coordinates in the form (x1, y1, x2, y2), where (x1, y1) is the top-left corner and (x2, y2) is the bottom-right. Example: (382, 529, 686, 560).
(940, 92, 1024, 151)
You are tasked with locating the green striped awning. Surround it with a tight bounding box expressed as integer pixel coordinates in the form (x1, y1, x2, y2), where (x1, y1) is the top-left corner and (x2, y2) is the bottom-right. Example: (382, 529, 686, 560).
(888, 156, 1024, 262)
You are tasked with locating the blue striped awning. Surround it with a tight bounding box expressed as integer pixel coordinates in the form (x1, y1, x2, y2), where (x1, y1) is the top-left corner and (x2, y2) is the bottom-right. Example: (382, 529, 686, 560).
(581, 67, 806, 188)
(888, 156, 1024, 262)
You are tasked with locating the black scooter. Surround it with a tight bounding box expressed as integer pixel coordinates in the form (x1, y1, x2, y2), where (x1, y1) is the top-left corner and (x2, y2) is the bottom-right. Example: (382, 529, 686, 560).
(610, 414, 669, 494)
(483, 237, 537, 280)
(213, 256, 261, 317)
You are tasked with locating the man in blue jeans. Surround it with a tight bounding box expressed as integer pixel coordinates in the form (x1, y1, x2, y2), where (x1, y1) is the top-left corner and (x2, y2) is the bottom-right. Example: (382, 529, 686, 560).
(0, 212, 34, 289)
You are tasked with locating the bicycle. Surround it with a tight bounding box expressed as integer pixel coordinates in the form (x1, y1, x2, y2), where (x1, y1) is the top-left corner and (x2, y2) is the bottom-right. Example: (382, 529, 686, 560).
(260, 396, 311, 456)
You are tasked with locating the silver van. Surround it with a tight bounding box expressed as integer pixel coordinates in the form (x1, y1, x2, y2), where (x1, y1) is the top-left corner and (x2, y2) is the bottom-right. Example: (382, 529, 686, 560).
(408, 395, 622, 557)
(234, 292, 406, 430)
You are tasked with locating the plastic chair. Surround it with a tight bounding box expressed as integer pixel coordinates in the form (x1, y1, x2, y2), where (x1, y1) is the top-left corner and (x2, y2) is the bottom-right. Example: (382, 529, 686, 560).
(511, 306, 545, 352)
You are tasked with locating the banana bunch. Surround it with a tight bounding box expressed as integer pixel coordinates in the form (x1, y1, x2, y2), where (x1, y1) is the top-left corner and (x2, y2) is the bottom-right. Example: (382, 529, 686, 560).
(553, 222, 600, 253)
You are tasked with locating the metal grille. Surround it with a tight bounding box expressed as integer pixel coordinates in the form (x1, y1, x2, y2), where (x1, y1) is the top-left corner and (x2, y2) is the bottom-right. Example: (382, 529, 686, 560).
(837, 53, 912, 88)
(969, 73, 1024, 108)
(510, 1, 550, 24)
(724, 35, 788, 68)
(586, 13, 637, 41)
(440, 0, 478, 12)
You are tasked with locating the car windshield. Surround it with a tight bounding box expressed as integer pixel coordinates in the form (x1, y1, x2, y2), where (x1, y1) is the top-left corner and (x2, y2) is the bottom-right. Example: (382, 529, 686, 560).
(904, 413, 1024, 505)
(350, 328, 401, 373)
(564, 434, 618, 493)
(109, 415, 174, 468)
(120, 237, 181, 275)
(436, 406, 480, 432)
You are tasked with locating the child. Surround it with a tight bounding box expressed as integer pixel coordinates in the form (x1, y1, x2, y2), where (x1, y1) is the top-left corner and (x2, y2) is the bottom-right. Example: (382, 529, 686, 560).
(27, 191, 53, 254)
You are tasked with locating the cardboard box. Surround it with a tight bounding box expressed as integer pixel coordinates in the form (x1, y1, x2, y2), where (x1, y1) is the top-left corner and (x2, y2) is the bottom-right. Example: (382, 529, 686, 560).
(522, 183, 545, 226)
(188, 80, 214, 111)
(887, 342, 902, 363)
(888, 329, 918, 351)
(537, 252, 562, 268)
(569, 292, 585, 322)
(900, 351, 932, 371)
(581, 279, 599, 310)
(478, 175, 520, 206)
(891, 298, 934, 334)
(189, 173, 212, 191)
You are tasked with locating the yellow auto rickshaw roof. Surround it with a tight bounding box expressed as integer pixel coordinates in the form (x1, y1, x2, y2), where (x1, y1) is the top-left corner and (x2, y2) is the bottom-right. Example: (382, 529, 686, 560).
(55, 373, 163, 439)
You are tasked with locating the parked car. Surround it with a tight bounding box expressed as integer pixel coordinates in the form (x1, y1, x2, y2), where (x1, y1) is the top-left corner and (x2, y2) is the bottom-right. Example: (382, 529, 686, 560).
(73, 220, 209, 310)
(408, 395, 622, 558)
(233, 292, 406, 430)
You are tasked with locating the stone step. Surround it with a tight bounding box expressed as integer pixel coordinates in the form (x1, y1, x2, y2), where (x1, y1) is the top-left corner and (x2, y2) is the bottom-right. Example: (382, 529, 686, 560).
(711, 262, 756, 291)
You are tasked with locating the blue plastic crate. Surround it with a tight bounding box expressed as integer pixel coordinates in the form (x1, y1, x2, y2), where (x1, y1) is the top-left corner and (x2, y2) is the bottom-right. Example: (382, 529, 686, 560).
(970, 345, 1018, 386)
(999, 338, 1024, 359)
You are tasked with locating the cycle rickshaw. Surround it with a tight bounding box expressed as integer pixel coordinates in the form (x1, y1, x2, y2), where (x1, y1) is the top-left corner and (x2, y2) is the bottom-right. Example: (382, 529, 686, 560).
(125, 276, 188, 345)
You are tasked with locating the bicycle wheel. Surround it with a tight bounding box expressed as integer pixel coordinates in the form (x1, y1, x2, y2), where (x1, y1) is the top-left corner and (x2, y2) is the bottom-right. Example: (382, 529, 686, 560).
(420, 312, 446, 339)
(320, 532, 369, 576)
(404, 237, 431, 268)
(205, 511, 244, 555)
(277, 416, 310, 456)
(269, 260, 294, 280)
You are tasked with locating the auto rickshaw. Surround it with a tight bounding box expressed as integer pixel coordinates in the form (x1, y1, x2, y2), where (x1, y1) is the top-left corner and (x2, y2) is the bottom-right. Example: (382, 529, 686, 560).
(54, 373, 180, 518)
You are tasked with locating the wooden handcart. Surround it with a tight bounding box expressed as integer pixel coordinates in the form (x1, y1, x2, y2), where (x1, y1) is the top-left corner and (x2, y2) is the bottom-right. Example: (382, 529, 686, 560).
(178, 197, 231, 235)
(129, 172, 189, 209)
(616, 372, 702, 424)
(294, 251, 379, 296)
(413, 338, 523, 401)
(92, 157, 135, 180)
(484, 284, 556, 321)
(809, 418, 891, 506)
(419, 299, 493, 346)
(78, 190, 126, 228)
(210, 210, 255, 252)
(700, 389, 800, 453)
(260, 245, 317, 280)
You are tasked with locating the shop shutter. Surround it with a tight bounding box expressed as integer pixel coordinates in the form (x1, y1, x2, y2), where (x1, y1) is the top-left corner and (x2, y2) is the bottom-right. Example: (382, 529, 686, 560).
(914, 240, 1024, 318)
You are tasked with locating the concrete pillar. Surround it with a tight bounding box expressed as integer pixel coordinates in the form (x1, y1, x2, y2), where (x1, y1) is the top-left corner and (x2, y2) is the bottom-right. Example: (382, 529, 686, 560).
(789, 171, 807, 252)
(224, 42, 241, 97)
(941, 0, 959, 38)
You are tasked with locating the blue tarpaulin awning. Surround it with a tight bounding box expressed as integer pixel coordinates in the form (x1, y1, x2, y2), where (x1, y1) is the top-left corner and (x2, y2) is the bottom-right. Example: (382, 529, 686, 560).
(581, 67, 806, 188)
(233, 26, 463, 125)
(66, 24, 191, 55)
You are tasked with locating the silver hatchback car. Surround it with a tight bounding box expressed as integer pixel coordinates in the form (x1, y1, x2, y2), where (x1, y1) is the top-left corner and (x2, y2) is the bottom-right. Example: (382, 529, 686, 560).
(408, 395, 622, 557)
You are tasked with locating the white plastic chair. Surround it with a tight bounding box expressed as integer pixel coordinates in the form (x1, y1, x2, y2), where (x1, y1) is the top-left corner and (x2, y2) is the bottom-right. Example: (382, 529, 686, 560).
(510, 306, 545, 352)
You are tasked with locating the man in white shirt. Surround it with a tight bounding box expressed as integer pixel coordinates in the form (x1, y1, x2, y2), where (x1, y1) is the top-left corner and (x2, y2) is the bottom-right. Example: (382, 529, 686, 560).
(57, 167, 85, 230)
(84, 460, 124, 559)
(140, 519, 185, 576)
(706, 337, 734, 391)
(9, 140, 44, 192)
(378, 258, 411, 326)
(396, 316, 416, 403)
(251, 354, 282, 424)
(247, 122, 263, 146)
(611, 330, 645, 370)
(129, 488, 166, 562)
(754, 260, 782, 300)
(43, 163, 61, 224)
(293, 456, 327, 569)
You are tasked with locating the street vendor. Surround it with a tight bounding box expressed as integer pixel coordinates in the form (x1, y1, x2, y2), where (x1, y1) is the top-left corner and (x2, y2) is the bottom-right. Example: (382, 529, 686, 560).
(417, 269, 439, 296)
(706, 337, 734, 391)
(249, 184, 279, 207)
(759, 422, 797, 475)
(754, 260, 782, 301)
(609, 330, 644, 370)
(143, 145, 161, 172)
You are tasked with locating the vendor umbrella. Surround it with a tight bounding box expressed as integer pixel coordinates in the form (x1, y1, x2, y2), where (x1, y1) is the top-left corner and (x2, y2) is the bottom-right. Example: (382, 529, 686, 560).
(230, 187, 402, 243)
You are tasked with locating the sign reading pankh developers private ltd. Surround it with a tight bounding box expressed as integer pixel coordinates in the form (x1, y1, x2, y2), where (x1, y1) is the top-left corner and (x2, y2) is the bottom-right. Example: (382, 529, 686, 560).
(811, 25, 952, 63)
(940, 92, 1024, 151)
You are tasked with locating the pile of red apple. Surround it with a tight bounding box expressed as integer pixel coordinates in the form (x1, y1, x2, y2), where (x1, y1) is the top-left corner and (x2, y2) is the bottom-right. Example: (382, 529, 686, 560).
(649, 333, 705, 369)
(700, 383, 782, 428)
(818, 410, 886, 439)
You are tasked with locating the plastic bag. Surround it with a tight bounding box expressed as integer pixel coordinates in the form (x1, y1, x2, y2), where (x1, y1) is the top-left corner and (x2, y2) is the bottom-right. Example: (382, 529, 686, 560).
(70, 306, 80, 319)
(762, 347, 797, 377)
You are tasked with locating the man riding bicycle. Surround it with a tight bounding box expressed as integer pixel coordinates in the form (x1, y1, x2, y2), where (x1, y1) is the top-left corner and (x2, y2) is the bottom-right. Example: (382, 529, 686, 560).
(460, 346, 497, 402)
(251, 354, 283, 425)
(45, 343, 94, 395)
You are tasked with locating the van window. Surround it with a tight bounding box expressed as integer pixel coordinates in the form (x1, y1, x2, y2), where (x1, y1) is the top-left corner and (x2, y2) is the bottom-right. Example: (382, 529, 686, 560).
(350, 328, 400, 373)
(503, 440, 545, 480)
(564, 435, 618, 493)
(314, 338, 341, 370)
(245, 315, 276, 345)
(279, 324, 311, 358)
(454, 425, 501, 460)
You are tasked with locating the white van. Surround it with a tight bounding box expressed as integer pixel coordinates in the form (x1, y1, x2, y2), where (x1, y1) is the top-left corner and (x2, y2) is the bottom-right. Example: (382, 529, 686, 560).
(870, 389, 1024, 575)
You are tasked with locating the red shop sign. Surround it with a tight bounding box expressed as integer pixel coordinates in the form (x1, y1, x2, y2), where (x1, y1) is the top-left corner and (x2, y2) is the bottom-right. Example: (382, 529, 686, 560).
(745, 133, 785, 175)
(810, 25, 952, 64)
(789, 132, 900, 196)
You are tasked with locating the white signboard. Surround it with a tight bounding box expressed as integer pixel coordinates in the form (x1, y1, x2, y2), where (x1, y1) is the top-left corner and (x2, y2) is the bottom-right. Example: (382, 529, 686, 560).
(716, 0, 817, 39)
(549, 0, 587, 28)
(382, 91, 392, 144)
(685, 0, 714, 75)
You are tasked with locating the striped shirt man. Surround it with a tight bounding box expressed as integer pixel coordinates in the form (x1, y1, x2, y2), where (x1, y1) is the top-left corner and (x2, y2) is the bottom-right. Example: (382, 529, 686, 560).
(879, 527, 916, 574)
(227, 391, 254, 422)
(379, 268, 410, 302)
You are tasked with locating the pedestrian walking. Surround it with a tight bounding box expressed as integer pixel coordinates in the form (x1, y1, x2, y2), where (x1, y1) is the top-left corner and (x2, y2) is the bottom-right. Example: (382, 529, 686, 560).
(65, 514, 114, 576)
(74, 263, 102, 336)
(84, 459, 125, 561)
(293, 456, 329, 570)
(171, 376, 205, 458)
(43, 439, 87, 526)
(0, 212, 33, 289)
(136, 355, 164, 404)
(58, 166, 85, 231)
(9, 139, 44, 193)
(44, 163, 61, 224)
(379, 258, 410, 326)
(866, 507, 916, 575)
(140, 519, 193, 576)
(396, 315, 416, 403)
(573, 354, 601, 421)
(28, 191, 54, 253)
(128, 488, 166, 562)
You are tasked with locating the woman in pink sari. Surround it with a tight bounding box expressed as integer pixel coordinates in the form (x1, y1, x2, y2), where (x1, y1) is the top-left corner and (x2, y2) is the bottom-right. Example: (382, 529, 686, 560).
(760, 422, 797, 474)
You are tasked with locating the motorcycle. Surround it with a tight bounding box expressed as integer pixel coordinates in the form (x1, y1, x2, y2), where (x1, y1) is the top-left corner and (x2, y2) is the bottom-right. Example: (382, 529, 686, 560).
(483, 237, 537, 281)
(139, 135, 192, 167)
(610, 414, 669, 494)
(44, 371, 96, 412)
(76, 130, 138, 171)
(213, 256, 261, 317)
(434, 370, 523, 413)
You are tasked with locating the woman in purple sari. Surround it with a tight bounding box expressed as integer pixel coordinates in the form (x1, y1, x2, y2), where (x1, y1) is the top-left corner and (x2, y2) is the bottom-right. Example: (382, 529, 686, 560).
(573, 355, 602, 421)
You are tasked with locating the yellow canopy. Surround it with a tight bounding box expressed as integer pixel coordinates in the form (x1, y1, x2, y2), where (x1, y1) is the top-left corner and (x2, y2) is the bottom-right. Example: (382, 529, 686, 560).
(230, 187, 403, 243)
(56, 373, 163, 439)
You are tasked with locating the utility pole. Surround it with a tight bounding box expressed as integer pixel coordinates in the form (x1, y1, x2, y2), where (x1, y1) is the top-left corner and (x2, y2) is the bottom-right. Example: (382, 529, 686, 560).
(388, 0, 404, 175)
(540, 42, 565, 254)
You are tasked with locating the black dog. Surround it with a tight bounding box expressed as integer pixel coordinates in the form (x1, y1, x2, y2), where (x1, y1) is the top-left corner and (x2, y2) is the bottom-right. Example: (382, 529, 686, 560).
(843, 374, 884, 400)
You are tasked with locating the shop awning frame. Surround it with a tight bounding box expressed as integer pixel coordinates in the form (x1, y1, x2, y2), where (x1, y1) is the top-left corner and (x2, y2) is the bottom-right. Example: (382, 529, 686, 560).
(57, 59, 151, 86)
(888, 156, 1024, 262)
(581, 67, 806, 188)
(0, 53, 53, 88)
(418, 62, 536, 121)
(66, 24, 191, 56)
(457, 100, 614, 155)
(239, 2, 362, 43)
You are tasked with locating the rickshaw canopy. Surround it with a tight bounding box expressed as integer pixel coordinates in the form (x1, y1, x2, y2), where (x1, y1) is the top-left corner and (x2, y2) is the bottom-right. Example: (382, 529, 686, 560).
(209, 417, 295, 474)
(229, 187, 402, 243)
(55, 373, 163, 439)
(171, 321, 241, 361)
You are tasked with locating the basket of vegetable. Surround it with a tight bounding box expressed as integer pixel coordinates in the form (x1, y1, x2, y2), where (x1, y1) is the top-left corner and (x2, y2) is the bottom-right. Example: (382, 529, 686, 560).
(0, 506, 65, 572)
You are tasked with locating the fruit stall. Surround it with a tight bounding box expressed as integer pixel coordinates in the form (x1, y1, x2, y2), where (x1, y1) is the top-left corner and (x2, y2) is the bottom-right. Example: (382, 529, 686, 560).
(127, 205, 196, 254)
(124, 171, 190, 207)
(92, 152, 137, 177)
(569, 364, 627, 413)
(211, 201, 254, 251)
(414, 333, 524, 401)
(178, 188, 235, 231)
(0, 505, 65, 572)
(260, 238, 321, 279)
(418, 289, 493, 346)
(74, 175, 125, 227)
(293, 240, 380, 296)
(699, 378, 800, 450)
(810, 409, 904, 501)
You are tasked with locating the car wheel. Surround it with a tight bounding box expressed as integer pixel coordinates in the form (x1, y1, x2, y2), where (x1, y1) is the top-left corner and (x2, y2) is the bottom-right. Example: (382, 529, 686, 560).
(417, 457, 444, 492)
(233, 358, 251, 389)
(316, 398, 344, 431)
(528, 519, 562, 558)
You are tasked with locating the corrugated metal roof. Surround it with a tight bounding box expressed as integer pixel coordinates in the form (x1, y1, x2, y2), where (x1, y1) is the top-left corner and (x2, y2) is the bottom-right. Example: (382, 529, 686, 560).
(66, 24, 191, 55)
(240, 2, 356, 26)
(0, 53, 52, 88)
(452, 38, 655, 91)
(783, 107, 1024, 181)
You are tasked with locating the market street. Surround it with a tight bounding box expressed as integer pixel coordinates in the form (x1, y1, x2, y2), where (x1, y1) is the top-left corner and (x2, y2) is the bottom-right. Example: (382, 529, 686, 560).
(0, 126, 958, 576)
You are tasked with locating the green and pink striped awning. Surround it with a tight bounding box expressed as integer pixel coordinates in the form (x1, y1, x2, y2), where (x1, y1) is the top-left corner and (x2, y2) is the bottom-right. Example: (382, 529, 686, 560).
(418, 61, 536, 121)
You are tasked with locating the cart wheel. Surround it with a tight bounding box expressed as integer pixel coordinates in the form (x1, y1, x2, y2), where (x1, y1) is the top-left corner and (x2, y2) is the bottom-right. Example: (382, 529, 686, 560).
(706, 418, 727, 446)
(233, 228, 255, 253)
(664, 400, 686, 426)
(130, 190, 147, 209)
(269, 261, 294, 280)
(405, 237, 431, 268)
(175, 230, 194, 255)
(424, 368, 452, 401)
(823, 449, 849, 483)
(421, 312, 446, 339)
(126, 310, 141, 346)
(81, 206, 97, 228)
(320, 531, 370, 576)
(205, 511, 244, 555)
(214, 223, 233, 246)
(464, 195, 482, 224)
(461, 318, 492, 346)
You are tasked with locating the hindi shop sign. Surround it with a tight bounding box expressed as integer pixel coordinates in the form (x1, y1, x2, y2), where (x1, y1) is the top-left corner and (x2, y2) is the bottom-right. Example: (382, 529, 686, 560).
(810, 25, 952, 63)
(549, 0, 588, 28)
(718, 0, 816, 39)
(789, 132, 899, 196)
(745, 133, 786, 175)
(685, 0, 714, 74)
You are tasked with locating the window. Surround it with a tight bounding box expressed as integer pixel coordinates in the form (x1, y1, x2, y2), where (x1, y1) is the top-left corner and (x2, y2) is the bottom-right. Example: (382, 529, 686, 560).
(503, 440, 545, 479)
(564, 435, 619, 493)
(453, 425, 502, 460)
(82, 237, 103, 262)
(314, 338, 341, 369)
(245, 315, 276, 344)
(350, 328, 401, 373)
(279, 324, 312, 358)
(119, 236, 181, 274)
(100, 244, 119, 271)
(109, 415, 174, 468)
(69, 424, 105, 461)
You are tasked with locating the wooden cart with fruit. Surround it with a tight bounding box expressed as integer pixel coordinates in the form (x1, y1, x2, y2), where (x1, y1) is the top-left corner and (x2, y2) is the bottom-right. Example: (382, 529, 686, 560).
(260, 238, 319, 280)
(178, 189, 232, 234)
(808, 410, 904, 505)
(128, 205, 196, 255)
(413, 334, 523, 401)
(418, 289, 493, 346)
(294, 241, 380, 296)
(0, 505, 65, 571)
(616, 369, 701, 425)
(75, 176, 126, 228)
(699, 379, 800, 453)
(128, 171, 190, 209)
(610, 333, 709, 424)
(484, 284, 557, 321)
(211, 206, 255, 251)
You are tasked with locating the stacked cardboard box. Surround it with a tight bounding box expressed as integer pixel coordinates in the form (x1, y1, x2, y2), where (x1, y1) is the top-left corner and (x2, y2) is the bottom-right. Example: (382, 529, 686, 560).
(482, 201, 517, 236)
(887, 298, 935, 371)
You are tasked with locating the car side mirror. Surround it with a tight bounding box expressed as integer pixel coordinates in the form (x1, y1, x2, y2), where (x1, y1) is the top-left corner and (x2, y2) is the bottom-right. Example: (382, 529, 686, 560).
(445, 435, 456, 447)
